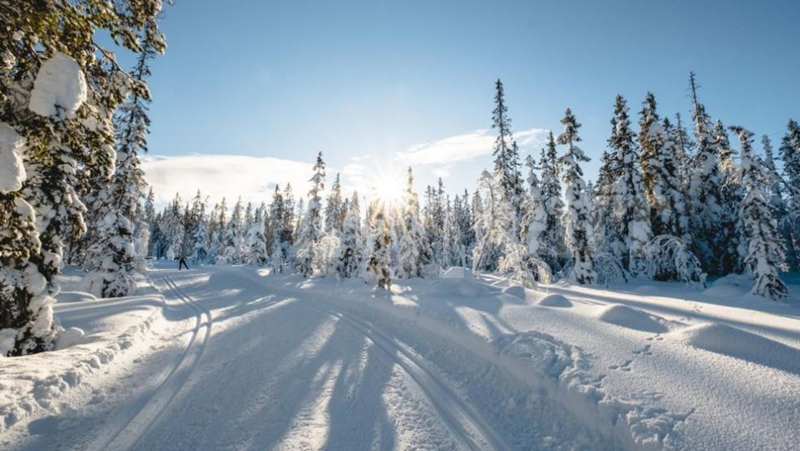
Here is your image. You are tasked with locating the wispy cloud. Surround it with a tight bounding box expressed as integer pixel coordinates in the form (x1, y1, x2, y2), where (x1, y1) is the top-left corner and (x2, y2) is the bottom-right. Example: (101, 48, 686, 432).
(142, 154, 312, 207)
(395, 128, 549, 167)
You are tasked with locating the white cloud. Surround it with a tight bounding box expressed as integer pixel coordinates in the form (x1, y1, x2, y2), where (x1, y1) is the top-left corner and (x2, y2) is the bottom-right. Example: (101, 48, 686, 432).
(395, 128, 549, 167)
(142, 154, 312, 208)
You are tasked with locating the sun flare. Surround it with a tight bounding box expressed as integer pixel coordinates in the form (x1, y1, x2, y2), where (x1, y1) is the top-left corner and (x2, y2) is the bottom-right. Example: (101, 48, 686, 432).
(368, 167, 406, 209)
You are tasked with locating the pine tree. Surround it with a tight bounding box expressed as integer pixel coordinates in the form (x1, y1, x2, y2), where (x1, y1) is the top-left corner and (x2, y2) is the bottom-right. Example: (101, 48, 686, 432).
(269, 186, 287, 273)
(686, 73, 724, 273)
(366, 212, 392, 290)
(245, 204, 269, 265)
(539, 133, 566, 272)
(731, 126, 787, 300)
(763, 134, 797, 269)
(638, 93, 685, 238)
(557, 109, 597, 284)
(780, 119, 800, 268)
(607, 95, 652, 274)
(593, 149, 617, 254)
(324, 173, 344, 235)
(144, 187, 157, 257)
(715, 120, 744, 273)
(520, 155, 547, 259)
(1, 0, 166, 356)
(397, 168, 430, 278)
(219, 197, 245, 264)
(296, 152, 325, 276)
(491, 79, 524, 214)
(336, 192, 364, 278)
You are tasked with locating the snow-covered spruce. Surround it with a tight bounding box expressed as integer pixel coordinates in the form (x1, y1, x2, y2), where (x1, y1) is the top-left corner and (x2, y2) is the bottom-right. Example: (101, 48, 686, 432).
(557, 108, 597, 284)
(396, 168, 430, 278)
(608, 94, 652, 275)
(731, 126, 788, 300)
(295, 152, 325, 277)
(638, 93, 685, 238)
(336, 192, 364, 278)
(365, 211, 392, 290)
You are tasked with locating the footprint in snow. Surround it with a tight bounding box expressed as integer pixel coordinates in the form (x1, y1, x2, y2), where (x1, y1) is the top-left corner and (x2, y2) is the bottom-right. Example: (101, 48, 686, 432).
(608, 359, 633, 372)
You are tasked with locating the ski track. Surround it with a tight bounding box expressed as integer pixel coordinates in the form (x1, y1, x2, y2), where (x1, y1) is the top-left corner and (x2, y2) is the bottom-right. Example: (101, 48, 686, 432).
(89, 271, 213, 451)
(301, 300, 511, 451)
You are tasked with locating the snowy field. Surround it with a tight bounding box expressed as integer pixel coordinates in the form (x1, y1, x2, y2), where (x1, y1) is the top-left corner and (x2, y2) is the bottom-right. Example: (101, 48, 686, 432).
(2, 262, 799, 451)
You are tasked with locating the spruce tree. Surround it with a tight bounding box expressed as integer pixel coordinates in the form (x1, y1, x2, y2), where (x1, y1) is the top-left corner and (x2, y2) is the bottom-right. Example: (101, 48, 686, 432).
(296, 152, 325, 276)
(539, 133, 566, 272)
(731, 126, 787, 300)
(608, 95, 651, 274)
(780, 119, 800, 266)
(715, 120, 744, 273)
(686, 73, 724, 273)
(324, 173, 344, 235)
(638, 93, 685, 238)
(763, 135, 797, 269)
(366, 212, 392, 290)
(336, 192, 364, 278)
(396, 168, 429, 278)
(557, 109, 597, 284)
(491, 79, 524, 215)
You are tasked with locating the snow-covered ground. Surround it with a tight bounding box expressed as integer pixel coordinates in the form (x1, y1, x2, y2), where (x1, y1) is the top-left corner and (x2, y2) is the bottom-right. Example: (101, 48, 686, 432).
(2, 262, 799, 450)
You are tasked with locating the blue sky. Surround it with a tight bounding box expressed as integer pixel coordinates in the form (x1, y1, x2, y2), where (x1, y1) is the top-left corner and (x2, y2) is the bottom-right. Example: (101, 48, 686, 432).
(142, 0, 800, 206)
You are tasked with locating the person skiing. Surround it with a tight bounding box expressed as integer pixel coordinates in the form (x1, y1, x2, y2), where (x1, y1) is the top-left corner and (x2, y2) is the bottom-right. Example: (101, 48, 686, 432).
(178, 255, 189, 270)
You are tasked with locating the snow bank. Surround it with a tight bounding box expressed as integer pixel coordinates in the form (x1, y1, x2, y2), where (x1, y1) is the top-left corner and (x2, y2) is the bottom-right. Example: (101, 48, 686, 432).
(674, 322, 800, 374)
(502, 285, 526, 300)
(536, 293, 573, 308)
(0, 274, 164, 434)
(28, 53, 87, 118)
(595, 304, 669, 334)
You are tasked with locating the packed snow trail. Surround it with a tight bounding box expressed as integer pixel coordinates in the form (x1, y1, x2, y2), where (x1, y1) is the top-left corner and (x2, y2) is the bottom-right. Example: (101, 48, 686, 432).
(6, 263, 617, 450)
(90, 272, 213, 451)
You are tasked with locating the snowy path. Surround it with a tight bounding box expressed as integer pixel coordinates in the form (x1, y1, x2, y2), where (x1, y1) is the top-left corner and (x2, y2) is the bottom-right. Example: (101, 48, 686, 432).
(91, 272, 214, 451)
(3, 263, 799, 450)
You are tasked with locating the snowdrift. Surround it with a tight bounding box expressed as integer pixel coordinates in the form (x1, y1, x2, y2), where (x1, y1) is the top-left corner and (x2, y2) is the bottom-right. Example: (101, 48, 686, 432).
(536, 293, 573, 307)
(674, 322, 800, 374)
(595, 304, 669, 333)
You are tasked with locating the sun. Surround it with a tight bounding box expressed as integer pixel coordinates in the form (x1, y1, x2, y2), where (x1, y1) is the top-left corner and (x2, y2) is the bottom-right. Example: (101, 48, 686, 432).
(369, 167, 406, 210)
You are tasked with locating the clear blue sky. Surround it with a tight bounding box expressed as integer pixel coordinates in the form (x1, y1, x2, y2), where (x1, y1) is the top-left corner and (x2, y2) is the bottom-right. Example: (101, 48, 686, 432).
(143, 0, 800, 204)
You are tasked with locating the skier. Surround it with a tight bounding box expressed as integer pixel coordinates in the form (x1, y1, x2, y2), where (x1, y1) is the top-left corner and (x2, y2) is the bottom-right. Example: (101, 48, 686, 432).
(178, 255, 189, 270)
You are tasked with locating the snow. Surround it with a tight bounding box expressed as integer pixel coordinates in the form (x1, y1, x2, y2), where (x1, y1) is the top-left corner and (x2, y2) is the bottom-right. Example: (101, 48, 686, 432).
(674, 322, 800, 374)
(1, 263, 799, 450)
(595, 304, 670, 333)
(537, 293, 573, 307)
(28, 53, 87, 119)
(0, 122, 26, 193)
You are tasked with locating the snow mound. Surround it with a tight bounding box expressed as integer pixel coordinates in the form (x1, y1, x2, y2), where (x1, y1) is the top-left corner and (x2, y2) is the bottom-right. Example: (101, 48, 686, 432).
(28, 52, 87, 118)
(502, 285, 526, 300)
(595, 304, 668, 333)
(430, 268, 494, 298)
(703, 273, 751, 298)
(675, 322, 800, 374)
(0, 122, 26, 193)
(537, 294, 573, 308)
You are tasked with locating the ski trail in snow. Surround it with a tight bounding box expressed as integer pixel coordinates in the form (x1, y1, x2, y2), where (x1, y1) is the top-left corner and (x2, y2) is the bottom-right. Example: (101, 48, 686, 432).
(301, 300, 511, 451)
(89, 272, 213, 451)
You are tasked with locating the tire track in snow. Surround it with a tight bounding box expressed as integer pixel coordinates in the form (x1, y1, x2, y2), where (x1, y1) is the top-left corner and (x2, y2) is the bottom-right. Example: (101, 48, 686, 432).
(90, 272, 212, 451)
(301, 300, 511, 451)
